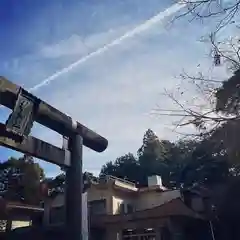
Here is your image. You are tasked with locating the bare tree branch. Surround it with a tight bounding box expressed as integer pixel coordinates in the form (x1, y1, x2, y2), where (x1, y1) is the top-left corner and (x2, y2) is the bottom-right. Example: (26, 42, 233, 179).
(156, 0, 240, 164)
(171, 0, 240, 35)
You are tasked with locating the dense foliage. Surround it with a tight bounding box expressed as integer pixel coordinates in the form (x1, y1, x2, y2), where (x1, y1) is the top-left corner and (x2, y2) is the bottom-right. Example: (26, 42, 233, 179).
(0, 154, 44, 205)
(100, 129, 231, 188)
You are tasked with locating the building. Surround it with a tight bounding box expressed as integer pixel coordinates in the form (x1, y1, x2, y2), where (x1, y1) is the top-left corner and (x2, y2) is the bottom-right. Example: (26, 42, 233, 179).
(0, 198, 44, 233)
(44, 175, 205, 240)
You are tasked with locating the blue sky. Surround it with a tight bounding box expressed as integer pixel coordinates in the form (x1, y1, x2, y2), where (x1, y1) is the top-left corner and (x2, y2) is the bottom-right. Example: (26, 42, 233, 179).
(0, 0, 231, 177)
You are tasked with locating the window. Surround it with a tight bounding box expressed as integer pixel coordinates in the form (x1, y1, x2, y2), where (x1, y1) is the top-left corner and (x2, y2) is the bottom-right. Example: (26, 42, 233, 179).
(127, 204, 134, 214)
(118, 203, 125, 214)
(89, 199, 106, 215)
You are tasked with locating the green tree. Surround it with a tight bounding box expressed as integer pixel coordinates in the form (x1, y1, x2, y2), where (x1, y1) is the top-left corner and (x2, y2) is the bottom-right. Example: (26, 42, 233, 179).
(46, 171, 96, 197)
(180, 146, 230, 188)
(101, 153, 140, 183)
(100, 129, 231, 189)
(0, 154, 45, 205)
(100, 130, 182, 187)
(164, 140, 198, 187)
(137, 129, 180, 186)
(208, 69, 240, 165)
(100, 161, 116, 176)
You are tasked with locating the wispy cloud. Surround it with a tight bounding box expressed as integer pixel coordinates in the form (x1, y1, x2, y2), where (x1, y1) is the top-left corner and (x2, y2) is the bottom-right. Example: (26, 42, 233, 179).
(29, 3, 185, 93)
(39, 26, 133, 59)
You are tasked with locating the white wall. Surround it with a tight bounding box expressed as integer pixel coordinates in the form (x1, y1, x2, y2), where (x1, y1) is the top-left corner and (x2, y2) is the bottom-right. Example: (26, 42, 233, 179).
(135, 190, 181, 211)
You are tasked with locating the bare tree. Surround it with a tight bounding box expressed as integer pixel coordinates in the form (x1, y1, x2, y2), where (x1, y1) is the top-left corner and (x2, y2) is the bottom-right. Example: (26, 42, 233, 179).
(176, 0, 240, 34)
(156, 1, 240, 162)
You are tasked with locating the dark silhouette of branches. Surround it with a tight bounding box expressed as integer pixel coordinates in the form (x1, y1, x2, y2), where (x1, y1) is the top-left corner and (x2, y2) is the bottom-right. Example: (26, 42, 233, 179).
(155, 22, 240, 132)
(154, 1, 240, 165)
(210, 34, 240, 71)
(155, 89, 238, 133)
(174, 0, 240, 34)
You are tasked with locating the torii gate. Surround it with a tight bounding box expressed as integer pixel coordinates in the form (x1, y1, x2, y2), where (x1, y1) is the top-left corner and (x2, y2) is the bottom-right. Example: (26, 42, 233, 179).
(0, 76, 108, 240)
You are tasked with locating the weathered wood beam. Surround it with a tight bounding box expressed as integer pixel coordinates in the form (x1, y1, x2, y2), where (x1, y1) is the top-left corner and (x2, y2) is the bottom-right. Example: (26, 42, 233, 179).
(0, 123, 69, 166)
(0, 76, 108, 152)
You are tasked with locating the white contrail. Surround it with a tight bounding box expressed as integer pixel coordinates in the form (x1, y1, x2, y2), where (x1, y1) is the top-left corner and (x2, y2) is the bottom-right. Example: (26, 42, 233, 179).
(29, 2, 186, 93)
